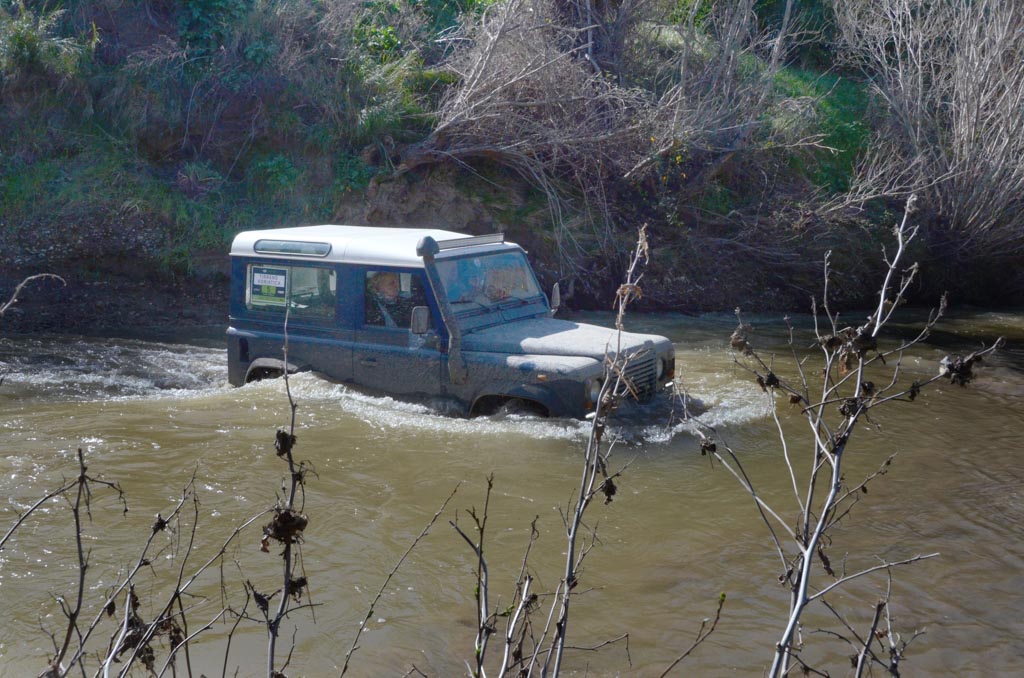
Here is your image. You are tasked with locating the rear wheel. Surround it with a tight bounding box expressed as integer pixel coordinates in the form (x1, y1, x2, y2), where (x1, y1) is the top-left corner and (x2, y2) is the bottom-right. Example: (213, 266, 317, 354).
(245, 366, 283, 383)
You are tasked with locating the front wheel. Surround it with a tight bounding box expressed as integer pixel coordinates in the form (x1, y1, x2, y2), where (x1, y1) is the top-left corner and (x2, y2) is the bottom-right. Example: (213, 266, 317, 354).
(472, 396, 549, 418)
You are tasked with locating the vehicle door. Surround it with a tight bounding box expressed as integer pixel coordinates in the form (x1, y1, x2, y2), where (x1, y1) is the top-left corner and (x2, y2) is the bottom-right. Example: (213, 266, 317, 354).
(353, 269, 444, 398)
(237, 261, 353, 381)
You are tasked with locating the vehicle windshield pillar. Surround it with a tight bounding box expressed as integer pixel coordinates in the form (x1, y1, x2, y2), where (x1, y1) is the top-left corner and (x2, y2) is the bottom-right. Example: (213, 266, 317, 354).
(417, 238, 468, 385)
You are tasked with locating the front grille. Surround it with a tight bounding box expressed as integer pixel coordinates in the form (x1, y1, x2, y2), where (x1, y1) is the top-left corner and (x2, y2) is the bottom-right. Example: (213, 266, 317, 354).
(624, 352, 657, 402)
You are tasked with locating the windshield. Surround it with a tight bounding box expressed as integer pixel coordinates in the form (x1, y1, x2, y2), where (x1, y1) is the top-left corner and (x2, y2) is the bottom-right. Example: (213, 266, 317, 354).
(436, 251, 543, 312)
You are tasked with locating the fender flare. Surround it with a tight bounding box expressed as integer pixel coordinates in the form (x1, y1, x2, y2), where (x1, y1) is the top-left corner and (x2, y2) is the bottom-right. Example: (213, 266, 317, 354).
(244, 357, 303, 383)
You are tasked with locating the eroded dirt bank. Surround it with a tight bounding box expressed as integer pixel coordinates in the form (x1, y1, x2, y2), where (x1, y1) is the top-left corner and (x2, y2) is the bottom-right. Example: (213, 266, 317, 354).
(1, 268, 228, 335)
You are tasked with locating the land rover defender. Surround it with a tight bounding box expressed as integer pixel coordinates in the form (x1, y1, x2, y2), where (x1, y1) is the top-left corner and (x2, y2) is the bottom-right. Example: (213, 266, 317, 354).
(227, 225, 675, 418)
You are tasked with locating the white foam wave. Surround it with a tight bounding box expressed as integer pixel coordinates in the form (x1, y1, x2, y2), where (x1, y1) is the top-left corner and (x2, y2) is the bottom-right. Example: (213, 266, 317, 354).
(2, 337, 227, 401)
(277, 373, 590, 441)
(3, 336, 770, 445)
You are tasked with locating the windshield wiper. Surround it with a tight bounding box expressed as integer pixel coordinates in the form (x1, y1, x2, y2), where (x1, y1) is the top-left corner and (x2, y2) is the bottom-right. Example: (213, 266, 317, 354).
(497, 295, 540, 310)
(449, 297, 490, 315)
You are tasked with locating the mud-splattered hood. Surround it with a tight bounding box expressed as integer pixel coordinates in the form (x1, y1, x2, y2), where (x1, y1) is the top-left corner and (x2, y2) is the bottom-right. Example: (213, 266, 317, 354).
(460, 317, 667, 359)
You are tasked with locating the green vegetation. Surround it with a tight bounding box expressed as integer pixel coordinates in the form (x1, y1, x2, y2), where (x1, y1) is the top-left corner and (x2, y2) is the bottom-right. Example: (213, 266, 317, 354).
(2, 0, 1021, 310)
(771, 68, 871, 192)
(178, 0, 252, 63)
(0, 0, 92, 78)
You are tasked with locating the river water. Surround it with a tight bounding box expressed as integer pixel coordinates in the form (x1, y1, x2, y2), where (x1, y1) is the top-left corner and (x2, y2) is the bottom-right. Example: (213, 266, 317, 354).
(1, 310, 1022, 676)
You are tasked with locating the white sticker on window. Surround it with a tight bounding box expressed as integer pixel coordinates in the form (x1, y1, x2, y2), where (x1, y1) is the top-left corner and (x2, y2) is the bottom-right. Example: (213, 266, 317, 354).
(250, 266, 288, 306)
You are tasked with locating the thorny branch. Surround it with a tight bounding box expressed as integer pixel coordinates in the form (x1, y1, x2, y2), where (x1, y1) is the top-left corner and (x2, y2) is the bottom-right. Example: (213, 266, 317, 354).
(679, 195, 1003, 676)
(451, 227, 701, 677)
(546, 225, 658, 675)
(264, 303, 311, 675)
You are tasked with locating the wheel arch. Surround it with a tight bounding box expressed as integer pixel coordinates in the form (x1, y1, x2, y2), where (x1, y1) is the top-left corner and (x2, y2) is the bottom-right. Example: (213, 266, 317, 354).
(470, 384, 561, 417)
(244, 357, 303, 384)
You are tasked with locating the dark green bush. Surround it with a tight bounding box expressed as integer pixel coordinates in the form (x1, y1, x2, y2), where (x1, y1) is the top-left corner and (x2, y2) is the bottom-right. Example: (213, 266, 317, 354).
(178, 0, 252, 63)
(0, 1, 91, 80)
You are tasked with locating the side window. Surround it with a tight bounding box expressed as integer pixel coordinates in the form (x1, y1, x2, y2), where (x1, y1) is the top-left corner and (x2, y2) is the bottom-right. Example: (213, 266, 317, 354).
(364, 271, 427, 329)
(246, 264, 336, 319)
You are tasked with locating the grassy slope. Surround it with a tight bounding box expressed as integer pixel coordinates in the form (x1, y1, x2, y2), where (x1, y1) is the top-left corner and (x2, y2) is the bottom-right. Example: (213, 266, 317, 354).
(2, 1, 1012, 330)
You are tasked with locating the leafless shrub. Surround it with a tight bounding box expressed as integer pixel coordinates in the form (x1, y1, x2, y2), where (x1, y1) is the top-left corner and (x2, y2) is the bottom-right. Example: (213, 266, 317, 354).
(402, 0, 833, 297)
(1, 443, 303, 677)
(546, 226, 654, 674)
(678, 196, 1003, 675)
(400, 0, 653, 272)
(0, 447, 211, 677)
(245, 306, 317, 675)
(834, 0, 1024, 261)
(631, 1, 830, 189)
(548, 0, 649, 78)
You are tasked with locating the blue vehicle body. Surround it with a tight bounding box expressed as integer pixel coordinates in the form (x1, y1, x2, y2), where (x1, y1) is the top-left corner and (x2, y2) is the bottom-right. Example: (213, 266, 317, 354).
(227, 225, 675, 418)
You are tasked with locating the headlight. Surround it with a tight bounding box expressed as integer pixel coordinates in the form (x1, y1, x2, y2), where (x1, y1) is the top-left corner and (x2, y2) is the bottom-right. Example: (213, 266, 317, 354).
(586, 378, 603, 404)
(659, 356, 675, 381)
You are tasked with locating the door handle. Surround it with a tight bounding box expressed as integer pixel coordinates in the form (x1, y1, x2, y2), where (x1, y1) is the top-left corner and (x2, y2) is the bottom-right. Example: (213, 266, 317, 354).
(359, 357, 379, 367)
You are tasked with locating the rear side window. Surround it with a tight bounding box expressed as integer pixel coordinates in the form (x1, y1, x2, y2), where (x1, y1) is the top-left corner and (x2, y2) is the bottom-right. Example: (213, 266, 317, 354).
(246, 264, 336, 319)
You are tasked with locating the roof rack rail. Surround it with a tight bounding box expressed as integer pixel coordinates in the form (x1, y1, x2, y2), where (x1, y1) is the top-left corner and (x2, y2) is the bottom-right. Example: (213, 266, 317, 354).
(417, 232, 504, 257)
(436, 233, 504, 250)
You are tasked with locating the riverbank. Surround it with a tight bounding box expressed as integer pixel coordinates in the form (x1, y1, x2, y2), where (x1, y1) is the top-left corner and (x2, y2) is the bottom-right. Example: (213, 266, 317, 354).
(4, 0, 1024, 340)
(0, 267, 228, 336)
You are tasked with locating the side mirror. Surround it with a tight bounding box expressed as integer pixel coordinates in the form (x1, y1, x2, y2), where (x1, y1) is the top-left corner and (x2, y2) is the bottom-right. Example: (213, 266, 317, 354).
(410, 306, 431, 334)
(550, 282, 561, 315)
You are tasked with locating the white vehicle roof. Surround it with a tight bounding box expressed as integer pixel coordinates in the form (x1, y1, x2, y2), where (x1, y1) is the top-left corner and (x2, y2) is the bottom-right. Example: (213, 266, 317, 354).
(230, 224, 517, 267)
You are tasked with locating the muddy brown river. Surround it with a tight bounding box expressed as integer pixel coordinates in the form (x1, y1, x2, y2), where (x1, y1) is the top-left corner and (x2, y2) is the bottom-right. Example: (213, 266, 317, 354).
(1, 310, 1022, 676)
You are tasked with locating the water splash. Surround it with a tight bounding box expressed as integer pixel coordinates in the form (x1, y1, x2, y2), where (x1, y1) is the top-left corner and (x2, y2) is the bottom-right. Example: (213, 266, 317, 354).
(1, 336, 769, 445)
(1, 336, 227, 402)
(255, 373, 590, 442)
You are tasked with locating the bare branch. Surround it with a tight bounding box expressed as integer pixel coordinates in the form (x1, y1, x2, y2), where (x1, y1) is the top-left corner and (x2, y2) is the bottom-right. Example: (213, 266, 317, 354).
(658, 593, 726, 677)
(341, 485, 461, 676)
(0, 274, 66, 319)
(808, 554, 939, 604)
